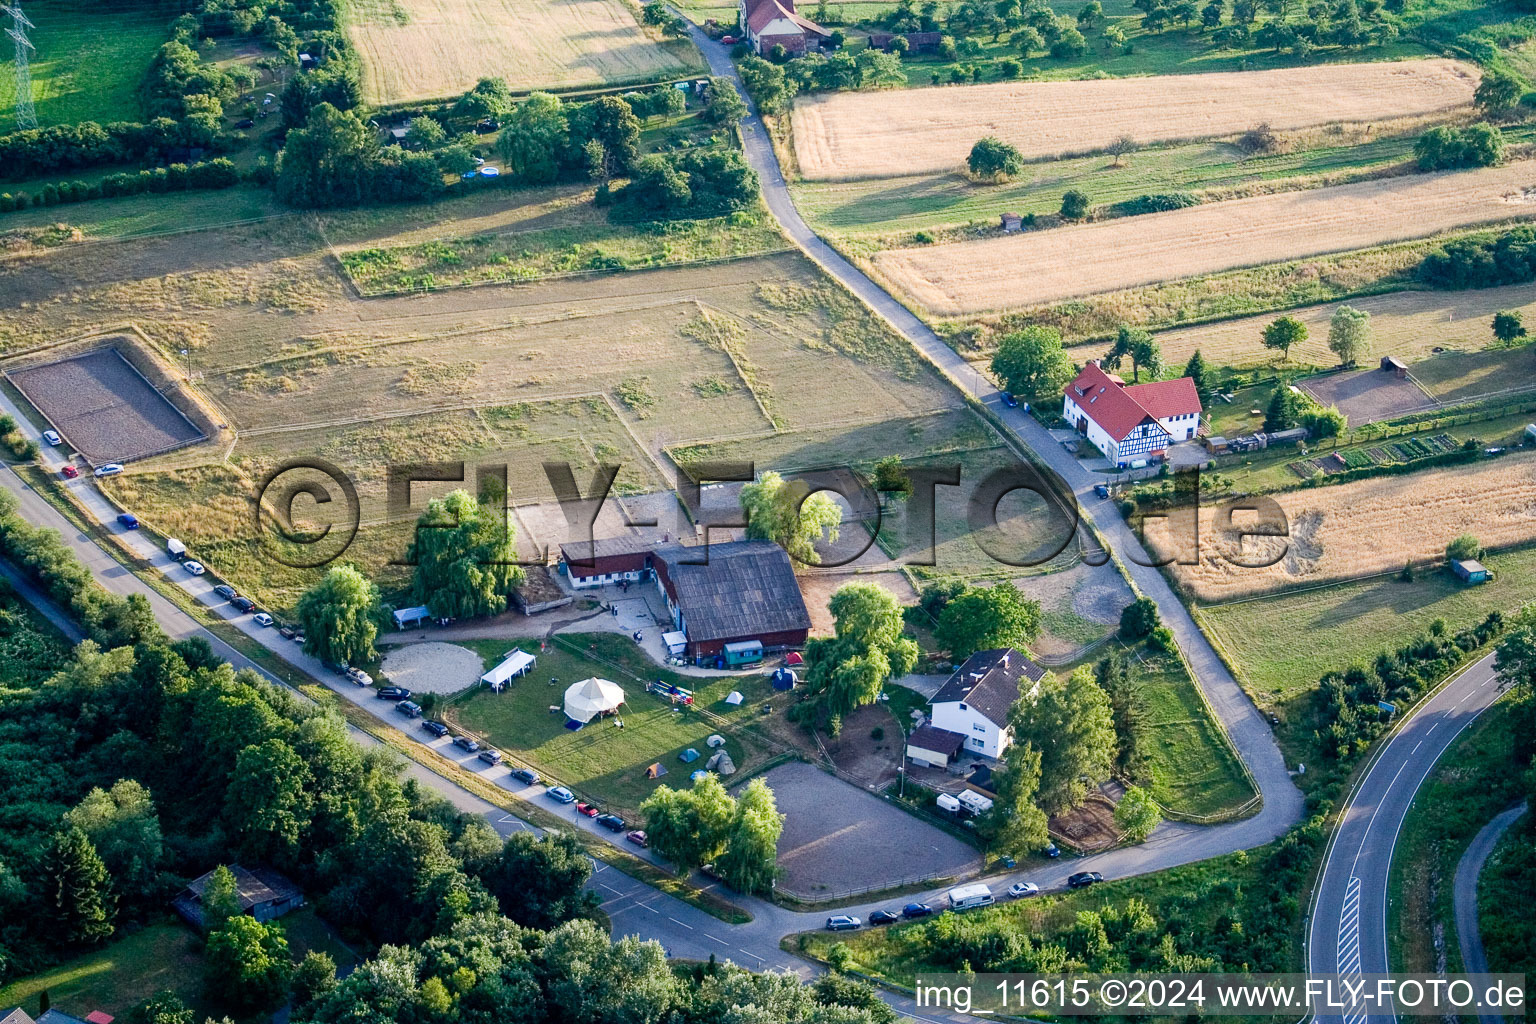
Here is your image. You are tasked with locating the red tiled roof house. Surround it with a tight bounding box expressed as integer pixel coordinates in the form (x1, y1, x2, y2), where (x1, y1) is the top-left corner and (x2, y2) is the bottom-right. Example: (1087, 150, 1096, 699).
(1062, 361, 1202, 468)
(740, 0, 829, 54)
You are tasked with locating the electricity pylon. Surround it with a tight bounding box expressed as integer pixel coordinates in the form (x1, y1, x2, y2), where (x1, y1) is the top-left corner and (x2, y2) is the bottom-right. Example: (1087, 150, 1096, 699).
(2, 2, 36, 131)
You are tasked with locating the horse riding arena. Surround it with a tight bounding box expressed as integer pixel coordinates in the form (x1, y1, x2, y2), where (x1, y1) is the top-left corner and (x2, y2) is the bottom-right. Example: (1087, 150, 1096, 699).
(791, 59, 1479, 181)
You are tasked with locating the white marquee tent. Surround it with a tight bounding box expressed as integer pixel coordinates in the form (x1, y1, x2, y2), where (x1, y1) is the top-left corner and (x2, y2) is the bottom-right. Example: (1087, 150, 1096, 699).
(563, 677, 625, 723)
(482, 649, 536, 691)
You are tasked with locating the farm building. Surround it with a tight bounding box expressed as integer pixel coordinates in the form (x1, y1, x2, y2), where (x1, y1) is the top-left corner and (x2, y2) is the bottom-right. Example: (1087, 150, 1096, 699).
(558, 534, 656, 589)
(1000, 212, 1023, 232)
(740, 0, 829, 53)
(929, 648, 1047, 759)
(1451, 558, 1490, 584)
(173, 865, 303, 931)
(906, 723, 968, 768)
(652, 540, 811, 663)
(1062, 361, 1202, 468)
(1381, 355, 1408, 377)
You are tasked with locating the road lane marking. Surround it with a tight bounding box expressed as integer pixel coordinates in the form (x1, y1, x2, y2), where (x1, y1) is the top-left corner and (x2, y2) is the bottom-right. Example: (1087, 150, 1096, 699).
(668, 916, 695, 930)
(705, 933, 729, 944)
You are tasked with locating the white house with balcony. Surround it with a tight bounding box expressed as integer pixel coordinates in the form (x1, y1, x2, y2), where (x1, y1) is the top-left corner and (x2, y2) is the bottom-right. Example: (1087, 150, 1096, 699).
(927, 648, 1047, 760)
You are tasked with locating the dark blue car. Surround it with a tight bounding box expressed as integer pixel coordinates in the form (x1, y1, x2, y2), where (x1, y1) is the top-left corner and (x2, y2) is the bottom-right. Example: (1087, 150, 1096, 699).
(117, 512, 139, 529)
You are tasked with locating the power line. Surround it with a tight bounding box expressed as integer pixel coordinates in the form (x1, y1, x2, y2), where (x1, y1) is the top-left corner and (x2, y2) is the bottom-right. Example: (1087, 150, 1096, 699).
(2, 2, 36, 131)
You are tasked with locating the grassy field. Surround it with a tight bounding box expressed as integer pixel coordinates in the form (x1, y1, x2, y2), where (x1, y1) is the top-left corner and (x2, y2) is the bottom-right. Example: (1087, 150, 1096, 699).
(791, 60, 1476, 181)
(0, 923, 203, 1018)
(1128, 649, 1255, 819)
(790, 844, 1272, 985)
(0, 1, 164, 131)
(445, 633, 781, 819)
(344, 0, 702, 102)
(0, 183, 966, 609)
(1121, 283, 1536, 372)
(1387, 694, 1526, 974)
(797, 126, 1428, 251)
(1196, 543, 1536, 705)
(873, 162, 1536, 316)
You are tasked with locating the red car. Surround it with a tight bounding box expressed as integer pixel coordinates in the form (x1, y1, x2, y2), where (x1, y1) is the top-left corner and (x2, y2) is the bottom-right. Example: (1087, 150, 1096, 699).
(720, 34, 737, 43)
(60, 465, 79, 479)
(575, 802, 601, 818)
(626, 830, 648, 848)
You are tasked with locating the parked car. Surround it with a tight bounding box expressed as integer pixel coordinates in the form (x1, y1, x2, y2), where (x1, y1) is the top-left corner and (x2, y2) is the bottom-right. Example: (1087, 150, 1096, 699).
(253, 612, 274, 627)
(292, 632, 306, 645)
(625, 830, 648, 848)
(42, 430, 61, 446)
(1094, 483, 1111, 498)
(345, 667, 372, 686)
(595, 813, 625, 832)
(474, 118, 501, 133)
(869, 910, 900, 925)
(377, 687, 411, 701)
(278, 624, 299, 639)
(901, 902, 934, 919)
(720, 34, 737, 43)
(510, 768, 540, 785)
(233, 118, 254, 129)
(576, 802, 601, 818)
(453, 735, 480, 753)
(1008, 881, 1040, 898)
(213, 584, 238, 601)
(477, 749, 503, 766)
(396, 701, 422, 718)
(546, 786, 576, 804)
(61, 465, 79, 479)
(825, 916, 860, 931)
(1067, 871, 1103, 889)
(183, 560, 206, 576)
(94, 464, 124, 477)
(1001, 392, 1018, 408)
(230, 596, 256, 613)
(117, 512, 139, 529)
(421, 720, 450, 738)
(1043, 843, 1060, 858)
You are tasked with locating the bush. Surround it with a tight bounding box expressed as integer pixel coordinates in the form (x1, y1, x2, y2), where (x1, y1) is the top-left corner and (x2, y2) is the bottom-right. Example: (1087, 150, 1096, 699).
(1060, 189, 1090, 219)
(1120, 596, 1159, 639)
(1148, 625, 1176, 653)
(1445, 534, 1481, 562)
(1419, 226, 1536, 289)
(1414, 123, 1505, 171)
(967, 136, 1025, 180)
(1114, 191, 1199, 215)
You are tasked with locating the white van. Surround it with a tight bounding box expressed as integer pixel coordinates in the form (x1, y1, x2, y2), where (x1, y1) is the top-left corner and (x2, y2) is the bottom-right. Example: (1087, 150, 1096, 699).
(947, 883, 994, 910)
(167, 538, 186, 560)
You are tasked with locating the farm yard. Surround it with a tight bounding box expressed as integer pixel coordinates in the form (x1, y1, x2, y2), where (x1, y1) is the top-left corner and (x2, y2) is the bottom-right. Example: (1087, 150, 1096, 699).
(790, 60, 1478, 181)
(343, 0, 703, 102)
(872, 160, 1536, 315)
(1157, 450, 1536, 602)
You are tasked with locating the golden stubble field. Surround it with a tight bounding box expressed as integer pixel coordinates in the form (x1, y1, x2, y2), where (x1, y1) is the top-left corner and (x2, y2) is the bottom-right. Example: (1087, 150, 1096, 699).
(345, 0, 699, 103)
(1156, 452, 1536, 602)
(791, 59, 1479, 181)
(873, 161, 1536, 316)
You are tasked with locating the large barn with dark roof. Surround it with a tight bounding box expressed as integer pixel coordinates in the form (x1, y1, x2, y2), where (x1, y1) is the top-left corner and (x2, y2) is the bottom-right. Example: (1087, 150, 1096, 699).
(652, 540, 811, 662)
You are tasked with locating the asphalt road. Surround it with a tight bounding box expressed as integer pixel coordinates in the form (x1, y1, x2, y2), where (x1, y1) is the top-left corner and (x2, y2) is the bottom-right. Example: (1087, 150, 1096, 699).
(1307, 654, 1507, 1024)
(1453, 799, 1526, 1024)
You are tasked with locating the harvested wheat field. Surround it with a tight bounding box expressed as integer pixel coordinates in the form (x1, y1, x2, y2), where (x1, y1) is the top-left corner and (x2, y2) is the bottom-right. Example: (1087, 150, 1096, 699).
(791, 59, 1478, 181)
(874, 161, 1536, 316)
(345, 0, 698, 103)
(1072, 282, 1536, 369)
(1158, 451, 1536, 602)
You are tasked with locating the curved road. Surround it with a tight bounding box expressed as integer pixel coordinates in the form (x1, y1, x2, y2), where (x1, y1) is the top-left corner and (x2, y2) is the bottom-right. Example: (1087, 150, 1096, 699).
(1307, 656, 1507, 1024)
(1455, 801, 1526, 986)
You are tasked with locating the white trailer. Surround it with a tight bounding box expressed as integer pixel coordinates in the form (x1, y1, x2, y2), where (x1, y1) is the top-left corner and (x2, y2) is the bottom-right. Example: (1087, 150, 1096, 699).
(167, 537, 186, 560)
(946, 883, 994, 910)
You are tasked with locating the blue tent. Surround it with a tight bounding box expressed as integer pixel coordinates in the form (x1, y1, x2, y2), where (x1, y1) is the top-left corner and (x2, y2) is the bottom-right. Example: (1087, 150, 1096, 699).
(679, 747, 700, 763)
(772, 667, 798, 691)
(690, 770, 708, 782)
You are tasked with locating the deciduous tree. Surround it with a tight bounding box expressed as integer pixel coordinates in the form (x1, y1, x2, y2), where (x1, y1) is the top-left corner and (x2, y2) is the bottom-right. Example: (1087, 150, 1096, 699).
(991, 325, 1072, 404)
(478, 831, 599, 929)
(63, 780, 162, 904)
(805, 583, 920, 716)
(204, 915, 292, 1012)
(296, 564, 384, 668)
(406, 489, 525, 619)
(740, 471, 842, 565)
(1262, 315, 1307, 360)
(1327, 304, 1372, 366)
(967, 136, 1025, 180)
(1008, 667, 1118, 811)
(1113, 785, 1162, 841)
(934, 582, 1042, 659)
(1493, 309, 1527, 342)
(975, 743, 1050, 856)
(715, 778, 783, 894)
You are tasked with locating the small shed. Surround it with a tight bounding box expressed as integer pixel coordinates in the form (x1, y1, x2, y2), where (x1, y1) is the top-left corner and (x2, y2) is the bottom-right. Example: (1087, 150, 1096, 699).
(1451, 558, 1490, 584)
(1381, 355, 1408, 377)
(723, 640, 763, 666)
(1203, 435, 1230, 454)
(662, 630, 688, 655)
(906, 724, 966, 768)
(1000, 212, 1023, 233)
(482, 649, 536, 691)
(173, 865, 303, 930)
(393, 605, 430, 630)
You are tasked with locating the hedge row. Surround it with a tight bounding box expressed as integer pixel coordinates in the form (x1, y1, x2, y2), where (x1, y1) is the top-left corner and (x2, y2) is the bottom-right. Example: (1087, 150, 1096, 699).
(0, 158, 241, 212)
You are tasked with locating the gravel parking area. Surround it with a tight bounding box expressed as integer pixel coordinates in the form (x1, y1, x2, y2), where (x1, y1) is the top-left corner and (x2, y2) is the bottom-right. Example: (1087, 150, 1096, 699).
(382, 641, 485, 694)
(762, 761, 980, 898)
(8, 345, 204, 463)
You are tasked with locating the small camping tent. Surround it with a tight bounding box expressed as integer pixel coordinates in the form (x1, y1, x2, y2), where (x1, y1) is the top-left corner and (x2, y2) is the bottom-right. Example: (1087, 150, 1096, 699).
(689, 770, 708, 782)
(706, 734, 726, 748)
(679, 747, 700, 763)
(771, 668, 797, 691)
(724, 691, 744, 706)
(563, 677, 624, 723)
(645, 762, 667, 779)
(706, 749, 736, 775)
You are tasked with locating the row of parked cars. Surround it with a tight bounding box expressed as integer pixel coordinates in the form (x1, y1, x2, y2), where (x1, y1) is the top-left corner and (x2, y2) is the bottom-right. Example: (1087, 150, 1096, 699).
(825, 872, 1105, 931)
